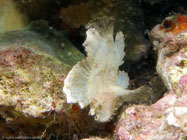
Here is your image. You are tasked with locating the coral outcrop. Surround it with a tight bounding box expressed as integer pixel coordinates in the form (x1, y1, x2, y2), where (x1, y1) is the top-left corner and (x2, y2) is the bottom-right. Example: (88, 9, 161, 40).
(115, 14, 187, 140)
(149, 14, 187, 90)
(0, 22, 104, 139)
(115, 91, 187, 140)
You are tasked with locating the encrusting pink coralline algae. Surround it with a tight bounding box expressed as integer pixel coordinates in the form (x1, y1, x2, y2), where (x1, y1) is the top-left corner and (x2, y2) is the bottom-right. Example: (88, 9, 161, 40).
(115, 14, 187, 140)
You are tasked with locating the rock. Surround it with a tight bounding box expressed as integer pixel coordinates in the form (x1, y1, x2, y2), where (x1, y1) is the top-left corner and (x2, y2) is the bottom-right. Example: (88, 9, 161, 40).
(149, 14, 187, 90)
(0, 22, 104, 139)
(115, 91, 187, 140)
(114, 14, 187, 140)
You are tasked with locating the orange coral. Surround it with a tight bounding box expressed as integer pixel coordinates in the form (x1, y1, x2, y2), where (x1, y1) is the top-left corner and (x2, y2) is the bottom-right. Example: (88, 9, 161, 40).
(172, 15, 187, 34)
(159, 15, 187, 34)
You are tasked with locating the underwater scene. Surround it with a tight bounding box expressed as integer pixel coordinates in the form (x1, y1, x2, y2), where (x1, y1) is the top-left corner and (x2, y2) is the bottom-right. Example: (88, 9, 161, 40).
(0, 0, 186, 140)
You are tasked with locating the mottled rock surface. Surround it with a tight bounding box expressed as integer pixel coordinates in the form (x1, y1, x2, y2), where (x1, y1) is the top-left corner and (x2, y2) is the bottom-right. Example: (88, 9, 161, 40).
(0, 23, 105, 140)
(115, 91, 187, 140)
(149, 14, 187, 90)
(115, 15, 187, 140)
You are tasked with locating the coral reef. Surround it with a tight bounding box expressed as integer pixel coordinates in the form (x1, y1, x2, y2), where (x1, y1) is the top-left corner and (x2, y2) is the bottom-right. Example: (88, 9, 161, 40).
(63, 17, 151, 122)
(142, 0, 187, 30)
(1, 0, 187, 139)
(114, 14, 187, 140)
(149, 14, 187, 90)
(115, 92, 187, 140)
(0, 22, 105, 139)
(0, 0, 28, 33)
(0, 45, 67, 118)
